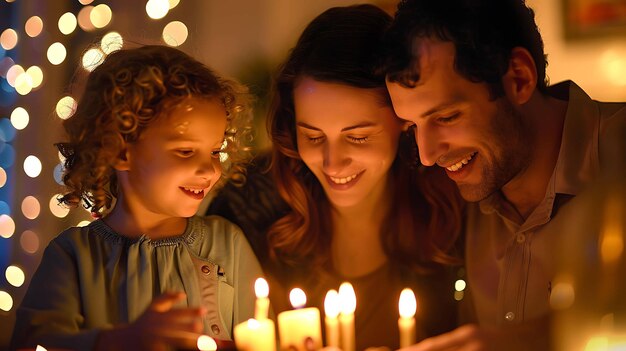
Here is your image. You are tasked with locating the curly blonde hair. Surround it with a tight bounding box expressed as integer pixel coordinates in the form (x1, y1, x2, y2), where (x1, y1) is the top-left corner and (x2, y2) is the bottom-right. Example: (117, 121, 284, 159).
(57, 45, 253, 215)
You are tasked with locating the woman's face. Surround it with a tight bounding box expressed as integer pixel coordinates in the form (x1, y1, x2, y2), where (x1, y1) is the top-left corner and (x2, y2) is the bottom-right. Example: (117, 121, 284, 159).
(293, 77, 405, 209)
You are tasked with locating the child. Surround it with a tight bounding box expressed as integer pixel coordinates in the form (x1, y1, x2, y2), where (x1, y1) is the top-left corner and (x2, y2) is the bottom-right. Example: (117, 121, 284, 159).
(11, 45, 262, 351)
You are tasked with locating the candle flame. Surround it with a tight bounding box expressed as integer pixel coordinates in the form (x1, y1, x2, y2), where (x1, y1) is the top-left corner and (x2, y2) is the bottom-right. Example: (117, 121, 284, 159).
(255, 277, 269, 299)
(247, 318, 261, 329)
(36, 346, 47, 351)
(197, 335, 217, 351)
(399, 288, 417, 318)
(338, 282, 356, 314)
(289, 288, 307, 308)
(324, 289, 340, 318)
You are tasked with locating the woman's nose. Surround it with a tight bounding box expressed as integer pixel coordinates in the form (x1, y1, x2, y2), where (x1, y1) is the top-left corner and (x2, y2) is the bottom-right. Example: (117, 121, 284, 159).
(322, 141, 350, 175)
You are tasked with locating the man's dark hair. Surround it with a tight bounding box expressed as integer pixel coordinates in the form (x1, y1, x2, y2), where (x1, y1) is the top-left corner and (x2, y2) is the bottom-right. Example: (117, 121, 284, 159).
(383, 0, 548, 98)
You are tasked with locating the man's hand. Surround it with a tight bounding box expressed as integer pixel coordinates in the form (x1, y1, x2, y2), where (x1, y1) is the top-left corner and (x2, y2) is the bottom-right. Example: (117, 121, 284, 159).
(397, 318, 550, 351)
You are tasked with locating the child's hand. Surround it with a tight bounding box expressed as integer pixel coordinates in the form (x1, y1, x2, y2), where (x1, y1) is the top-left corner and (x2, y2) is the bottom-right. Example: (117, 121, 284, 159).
(96, 292, 206, 351)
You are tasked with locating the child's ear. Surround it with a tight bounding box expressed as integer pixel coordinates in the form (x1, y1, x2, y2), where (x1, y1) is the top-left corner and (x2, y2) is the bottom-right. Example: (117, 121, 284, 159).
(113, 147, 131, 171)
(502, 47, 537, 105)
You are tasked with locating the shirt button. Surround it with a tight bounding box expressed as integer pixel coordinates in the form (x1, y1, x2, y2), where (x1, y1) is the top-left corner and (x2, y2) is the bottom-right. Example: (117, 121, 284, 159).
(516, 233, 526, 243)
(505, 312, 515, 321)
(211, 324, 221, 335)
(201, 265, 211, 275)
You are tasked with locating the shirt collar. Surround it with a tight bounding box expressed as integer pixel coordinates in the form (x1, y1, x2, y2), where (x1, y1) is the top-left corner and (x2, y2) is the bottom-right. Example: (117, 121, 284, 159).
(479, 81, 600, 216)
(551, 80, 600, 196)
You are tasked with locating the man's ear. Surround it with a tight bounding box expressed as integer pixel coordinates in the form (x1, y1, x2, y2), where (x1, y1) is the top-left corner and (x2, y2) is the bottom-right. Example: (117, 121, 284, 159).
(502, 47, 537, 105)
(113, 146, 131, 171)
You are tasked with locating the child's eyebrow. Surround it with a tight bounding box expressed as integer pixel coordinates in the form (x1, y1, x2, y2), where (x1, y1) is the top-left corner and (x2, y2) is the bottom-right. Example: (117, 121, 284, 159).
(165, 136, 225, 148)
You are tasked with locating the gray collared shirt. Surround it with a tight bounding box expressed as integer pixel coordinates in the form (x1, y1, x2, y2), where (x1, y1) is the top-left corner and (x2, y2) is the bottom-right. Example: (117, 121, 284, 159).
(463, 81, 626, 326)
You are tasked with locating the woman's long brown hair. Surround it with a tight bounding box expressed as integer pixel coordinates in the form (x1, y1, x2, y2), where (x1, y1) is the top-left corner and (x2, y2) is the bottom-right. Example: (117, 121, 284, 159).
(266, 4, 464, 275)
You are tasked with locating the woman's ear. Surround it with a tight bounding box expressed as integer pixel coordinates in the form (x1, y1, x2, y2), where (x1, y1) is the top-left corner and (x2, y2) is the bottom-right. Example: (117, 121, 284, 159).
(113, 147, 131, 171)
(502, 47, 537, 105)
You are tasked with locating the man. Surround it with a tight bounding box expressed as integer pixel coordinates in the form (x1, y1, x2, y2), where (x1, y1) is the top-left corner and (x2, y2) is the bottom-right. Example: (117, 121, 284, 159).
(383, 0, 626, 349)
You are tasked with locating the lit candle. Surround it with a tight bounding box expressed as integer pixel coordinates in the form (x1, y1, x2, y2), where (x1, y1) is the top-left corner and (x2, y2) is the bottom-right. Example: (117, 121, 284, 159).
(233, 318, 276, 351)
(277, 288, 323, 351)
(254, 277, 270, 320)
(338, 282, 356, 351)
(197, 335, 218, 351)
(398, 288, 417, 348)
(324, 289, 340, 348)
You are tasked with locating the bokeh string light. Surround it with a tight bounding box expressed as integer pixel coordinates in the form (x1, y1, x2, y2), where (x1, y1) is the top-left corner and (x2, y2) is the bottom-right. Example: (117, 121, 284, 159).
(0, 3, 188, 344)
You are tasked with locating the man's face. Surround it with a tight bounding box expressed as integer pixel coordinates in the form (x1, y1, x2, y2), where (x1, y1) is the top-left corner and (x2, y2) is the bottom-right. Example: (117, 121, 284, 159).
(386, 38, 530, 202)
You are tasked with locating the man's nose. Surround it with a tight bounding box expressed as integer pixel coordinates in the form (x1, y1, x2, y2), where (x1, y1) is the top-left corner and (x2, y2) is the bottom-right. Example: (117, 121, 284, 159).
(415, 124, 446, 167)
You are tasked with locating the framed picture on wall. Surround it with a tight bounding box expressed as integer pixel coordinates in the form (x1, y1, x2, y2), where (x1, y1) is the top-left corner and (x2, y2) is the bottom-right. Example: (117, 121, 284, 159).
(563, 0, 626, 39)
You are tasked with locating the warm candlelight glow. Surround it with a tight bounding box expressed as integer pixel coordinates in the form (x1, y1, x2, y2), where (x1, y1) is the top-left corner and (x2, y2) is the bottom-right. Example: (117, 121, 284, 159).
(338, 282, 356, 314)
(197, 335, 217, 351)
(35, 346, 47, 351)
(254, 277, 270, 320)
(324, 289, 340, 348)
(255, 277, 269, 298)
(338, 282, 356, 351)
(234, 318, 277, 351)
(290, 288, 307, 308)
(399, 288, 417, 318)
(584, 333, 626, 350)
(398, 288, 417, 348)
(324, 289, 340, 318)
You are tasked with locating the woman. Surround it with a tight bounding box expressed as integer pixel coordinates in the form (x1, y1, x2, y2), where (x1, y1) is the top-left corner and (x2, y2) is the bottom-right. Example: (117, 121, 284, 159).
(210, 4, 464, 350)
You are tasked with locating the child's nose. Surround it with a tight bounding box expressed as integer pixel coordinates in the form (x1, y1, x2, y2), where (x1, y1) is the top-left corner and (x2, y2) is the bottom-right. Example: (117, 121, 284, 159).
(197, 157, 221, 180)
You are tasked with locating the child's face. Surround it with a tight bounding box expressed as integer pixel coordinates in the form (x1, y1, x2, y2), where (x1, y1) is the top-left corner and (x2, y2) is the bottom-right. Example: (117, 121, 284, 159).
(119, 97, 227, 219)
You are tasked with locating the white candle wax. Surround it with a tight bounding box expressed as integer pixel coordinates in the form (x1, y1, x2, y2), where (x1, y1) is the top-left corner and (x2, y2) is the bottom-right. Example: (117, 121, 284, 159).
(338, 282, 356, 351)
(324, 289, 340, 348)
(234, 318, 276, 351)
(277, 288, 323, 351)
(254, 277, 270, 320)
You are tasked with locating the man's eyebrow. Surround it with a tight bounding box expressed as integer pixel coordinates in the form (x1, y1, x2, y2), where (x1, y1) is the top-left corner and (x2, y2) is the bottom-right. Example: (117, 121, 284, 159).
(421, 100, 461, 119)
(296, 121, 377, 132)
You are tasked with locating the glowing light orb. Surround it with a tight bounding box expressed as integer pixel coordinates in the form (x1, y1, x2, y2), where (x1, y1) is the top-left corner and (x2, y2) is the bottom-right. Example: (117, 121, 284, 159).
(25, 16, 44, 38)
(162, 21, 188, 47)
(0, 214, 16, 238)
(82, 47, 105, 72)
(58, 12, 78, 35)
(146, 0, 170, 19)
(5, 265, 25, 287)
(24, 155, 43, 178)
(90, 4, 112, 29)
(10, 106, 29, 130)
(56, 96, 77, 120)
(101, 31, 123, 54)
(0, 29, 18, 50)
(22, 196, 41, 220)
(0, 291, 13, 312)
(47, 42, 67, 65)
